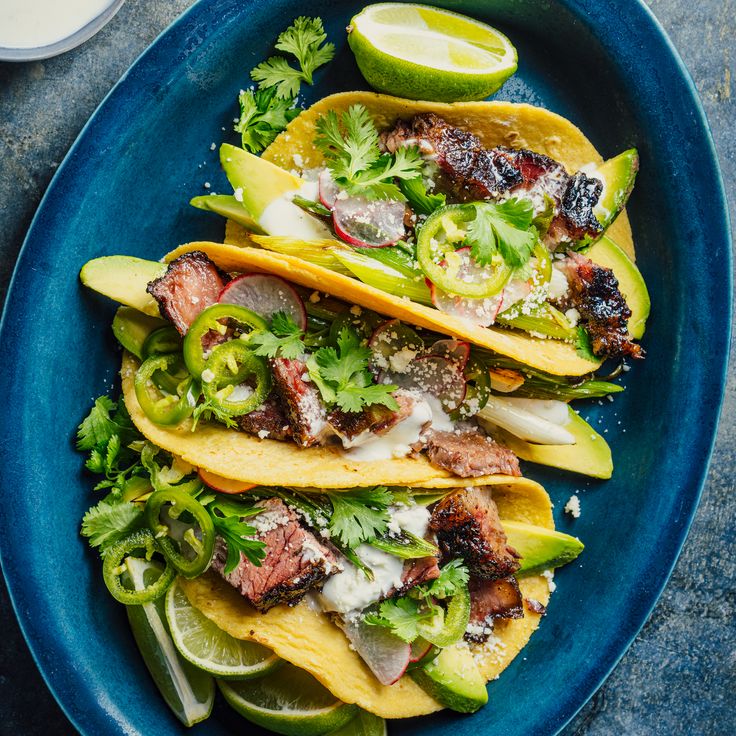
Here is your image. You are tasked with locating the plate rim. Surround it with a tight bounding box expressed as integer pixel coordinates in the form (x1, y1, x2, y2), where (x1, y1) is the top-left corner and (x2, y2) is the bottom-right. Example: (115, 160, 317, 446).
(0, 0, 731, 733)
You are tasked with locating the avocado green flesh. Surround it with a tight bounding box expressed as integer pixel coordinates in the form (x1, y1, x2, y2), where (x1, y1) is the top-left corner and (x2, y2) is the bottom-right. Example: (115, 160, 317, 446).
(592, 148, 639, 230)
(503, 520, 584, 576)
(112, 306, 167, 359)
(220, 143, 301, 220)
(80, 255, 165, 316)
(491, 406, 613, 479)
(410, 645, 487, 713)
(587, 236, 650, 339)
(190, 194, 265, 233)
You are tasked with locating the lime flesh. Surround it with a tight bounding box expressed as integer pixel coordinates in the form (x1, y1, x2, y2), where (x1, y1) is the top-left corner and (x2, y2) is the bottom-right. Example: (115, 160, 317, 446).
(165, 578, 281, 679)
(348, 3, 517, 102)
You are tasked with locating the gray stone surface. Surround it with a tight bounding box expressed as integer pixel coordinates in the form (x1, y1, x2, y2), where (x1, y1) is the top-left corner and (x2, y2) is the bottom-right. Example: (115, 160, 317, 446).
(0, 0, 733, 734)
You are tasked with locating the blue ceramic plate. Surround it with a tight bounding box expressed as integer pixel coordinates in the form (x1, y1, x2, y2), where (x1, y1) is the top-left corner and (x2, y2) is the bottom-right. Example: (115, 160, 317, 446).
(0, 0, 730, 734)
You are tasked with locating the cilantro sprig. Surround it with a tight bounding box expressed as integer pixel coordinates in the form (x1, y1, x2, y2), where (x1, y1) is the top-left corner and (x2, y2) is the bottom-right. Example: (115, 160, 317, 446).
(399, 177, 446, 216)
(235, 17, 334, 153)
(327, 486, 393, 548)
(207, 498, 267, 573)
(307, 326, 398, 413)
(466, 199, 538, 270)
(315, 105, 423, 200)
(249, 311, 306, 359)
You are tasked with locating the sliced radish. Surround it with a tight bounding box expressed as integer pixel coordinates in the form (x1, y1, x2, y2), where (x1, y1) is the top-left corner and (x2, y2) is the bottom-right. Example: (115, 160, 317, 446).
(409, 637, 433, 663)
(497, 278, 533, 316)
(218, 273, 307, 330)
(368, 319, 424, 375)
(333, 196, 406, 248)
(198, 468, 256, 494)
(318, 169, 340, 210)
(430, 279, 504, 327)
(426, 339, 470, 371)
(339, 616, 411, 685)
(390, 355, 467, 413)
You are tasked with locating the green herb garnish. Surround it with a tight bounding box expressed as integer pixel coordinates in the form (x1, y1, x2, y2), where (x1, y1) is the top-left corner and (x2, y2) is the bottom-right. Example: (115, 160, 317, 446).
(250, 311, 306, 359)
(327, 486, 393, 548)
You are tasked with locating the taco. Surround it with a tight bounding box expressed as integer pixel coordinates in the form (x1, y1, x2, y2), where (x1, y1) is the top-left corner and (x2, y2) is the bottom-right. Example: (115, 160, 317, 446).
(193, 91, 650, 378)
(82, 243, 616, 486)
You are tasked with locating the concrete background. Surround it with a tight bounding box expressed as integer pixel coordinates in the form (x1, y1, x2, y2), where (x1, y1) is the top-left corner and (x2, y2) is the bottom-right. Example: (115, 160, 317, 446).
(0, 0, 733, 733)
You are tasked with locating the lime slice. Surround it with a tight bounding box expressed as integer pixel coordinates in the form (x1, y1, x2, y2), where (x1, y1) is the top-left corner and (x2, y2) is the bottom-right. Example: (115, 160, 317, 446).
(124, 558, 214, 727)
(218, 663, 358, 736)
(348, 3, 517, 102)
(165, 578, 281, 679)
(327, 709, 387, 736)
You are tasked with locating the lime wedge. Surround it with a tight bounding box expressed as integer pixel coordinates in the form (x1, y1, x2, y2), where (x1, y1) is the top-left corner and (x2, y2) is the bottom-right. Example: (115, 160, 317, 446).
(328, 709, 387, 736)
(218, 663, 358, 736)
(348, 3, 517, 102)
(124, 558, 214, 727)
(165, 578, 281, 679)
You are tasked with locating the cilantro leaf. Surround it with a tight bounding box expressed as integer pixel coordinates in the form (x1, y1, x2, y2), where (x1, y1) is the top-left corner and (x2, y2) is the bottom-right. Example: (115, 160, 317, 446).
(210, 514, 267, 573)
(234, 87, 300, 153)
(466, 200, 537, 270)
(575, 326, 597, 361)
(81, 500, 144, 557)
(76, 395, 117, 450)
(364, 597, 433, 643)
(328, 486, 393, 548)
(426, 559, 469, 599)
(249, 311, 306, 359)
(310, 326, 399, 413)
(399, 177, 446, 216)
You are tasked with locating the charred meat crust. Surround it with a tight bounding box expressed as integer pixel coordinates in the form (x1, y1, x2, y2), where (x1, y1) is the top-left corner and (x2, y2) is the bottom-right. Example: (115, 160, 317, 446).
(270, 358, 329, 448)
(465, 576, 524, 641)
(211, 498, 336, 611)
(424, 430, 521, 478)
(147, 251, 229, 335)
(557, 252, 642, 359)
(236, 393, 293, 441)
(430, 487, 520, 580)
(328, 391, 416, 441)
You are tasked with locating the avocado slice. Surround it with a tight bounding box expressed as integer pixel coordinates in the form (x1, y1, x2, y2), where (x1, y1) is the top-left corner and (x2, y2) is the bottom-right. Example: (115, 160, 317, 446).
(587, 236, 650, 339)
(410, 645, 488, 713)
(503, 521, 584, 576)
(80, 256, 166, 316)
(490, 406, 613, 479)
(190, 194, 265, 234)
(592, 148, 639, 231)
(112, 306, 167, 359)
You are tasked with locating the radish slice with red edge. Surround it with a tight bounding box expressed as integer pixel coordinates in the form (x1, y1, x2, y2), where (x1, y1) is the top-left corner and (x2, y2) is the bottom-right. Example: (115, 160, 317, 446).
(426, 339, 470, 370)
(368, 318, 424, 375)
(333, 196, 406, 248)
(409, 637, 433, 663)
(389, 355, 467, 413)
(218, 273, 307, 331)
(429, 279, 504, 327)
(338, 616, 410, 686)
(318, 170, 340, 210)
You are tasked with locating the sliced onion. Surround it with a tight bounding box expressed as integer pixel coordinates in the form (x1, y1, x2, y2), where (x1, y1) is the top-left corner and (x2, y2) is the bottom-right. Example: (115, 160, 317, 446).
(218, 273, 307, 330)
(478, 396, 575, 445)
(339, 616, 410, 686)
(498, 397, 570, 426)
(426, 339, 470, 370)
(430, 279, 504, 327)
(318, 169, 340, 210)
(368, 319, 424, 375)
(498, 278, 533, 313)
(390, 355, 467, 413)
(333, 196, 406, 248)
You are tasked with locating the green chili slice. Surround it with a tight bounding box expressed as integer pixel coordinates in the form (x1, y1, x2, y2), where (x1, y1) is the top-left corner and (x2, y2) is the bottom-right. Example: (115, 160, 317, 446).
(144, 488, 215, 578)
(102, 529, 175, 605)
(135, 354, 198, 426)
(183, 304, 267, 379)
(533, 240, 552, 284)
(417, 204, 511, 298)
(201, 341, 271, 417)
(142, 326, 182, 358)
(417, 584, 471, 648)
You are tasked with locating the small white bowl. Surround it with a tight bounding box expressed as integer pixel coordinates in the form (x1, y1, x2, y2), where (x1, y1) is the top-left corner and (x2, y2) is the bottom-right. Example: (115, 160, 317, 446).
(0, 0, 125, 62)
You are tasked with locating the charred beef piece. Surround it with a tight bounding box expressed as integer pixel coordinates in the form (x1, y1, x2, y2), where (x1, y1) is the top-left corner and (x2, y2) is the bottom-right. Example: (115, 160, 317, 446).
(430, 488, 520, 579)
(465, 576, 524, 642)
(424, 429, 521, 478)
(270, 358, 330, 447)
(556, 251, 642, 359)
(497, 147, 569, 203)
(328, 391, 417, 442)
(382, 113, 522, 198)
(147, 251, 228, 335)
(236, 394, 293, 441)
(211, 498, 337, 611)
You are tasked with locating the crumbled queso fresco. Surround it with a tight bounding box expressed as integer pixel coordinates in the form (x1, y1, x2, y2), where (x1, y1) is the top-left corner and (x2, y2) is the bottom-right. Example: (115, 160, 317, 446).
(564, 494, 581, 518)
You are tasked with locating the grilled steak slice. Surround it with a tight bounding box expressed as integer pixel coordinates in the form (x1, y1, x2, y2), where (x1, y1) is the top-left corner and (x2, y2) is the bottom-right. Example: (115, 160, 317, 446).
(430, 488, 520, 579)
(147, 251, 228, 334)
(382, 113, 522, 198)
(497, 147, 570, 204)
(556, 251, 642, 359)
(424, 429, 521, 478)
(328, 391, 416, 443)
(401, 555, 441, 589)
(553, 171, 604, 242)
(271, 358, 330, 447)
(465, 576, 523, 642)
(236, 394, 292, 441)
(211, 498, 337, 611)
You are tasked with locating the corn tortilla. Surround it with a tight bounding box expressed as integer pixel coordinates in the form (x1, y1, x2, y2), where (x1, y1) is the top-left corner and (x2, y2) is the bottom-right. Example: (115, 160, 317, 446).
(180, 482, 553, 717)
